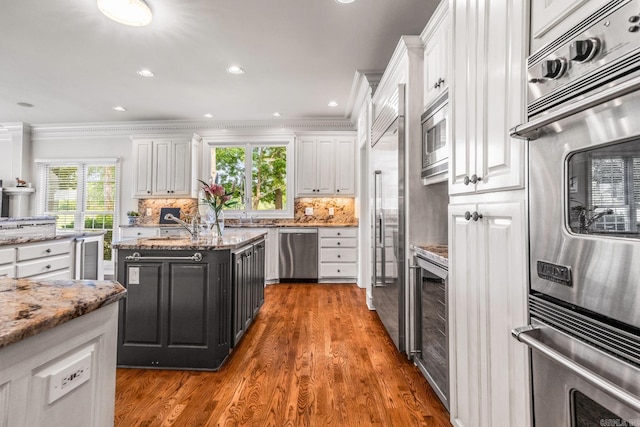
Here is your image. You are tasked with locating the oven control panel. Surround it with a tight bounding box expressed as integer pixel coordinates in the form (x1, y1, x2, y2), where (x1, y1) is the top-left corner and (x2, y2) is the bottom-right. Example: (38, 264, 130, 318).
(527, 0, 640, 117)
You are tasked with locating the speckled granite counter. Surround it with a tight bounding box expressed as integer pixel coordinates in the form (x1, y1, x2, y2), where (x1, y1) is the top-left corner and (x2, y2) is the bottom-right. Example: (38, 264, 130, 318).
(0, 231, 106, 247)
(410, 244, 449, 268)
(0, 277, 126, 348)
(120, 222, 358, 229)
(112, 229, 267, 250)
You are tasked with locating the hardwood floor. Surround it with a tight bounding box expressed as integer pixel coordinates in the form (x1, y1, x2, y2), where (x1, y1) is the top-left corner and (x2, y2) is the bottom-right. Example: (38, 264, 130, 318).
(115, 283, 452, 427)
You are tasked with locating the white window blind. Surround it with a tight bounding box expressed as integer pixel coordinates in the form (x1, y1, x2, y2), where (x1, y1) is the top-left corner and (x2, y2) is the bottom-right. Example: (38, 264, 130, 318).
(36, 158, 120, 260)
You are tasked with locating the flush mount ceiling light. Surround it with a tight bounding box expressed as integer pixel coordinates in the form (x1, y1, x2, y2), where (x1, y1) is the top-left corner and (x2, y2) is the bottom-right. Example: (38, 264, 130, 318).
(335, 0, 356, 3)
(113, 105, 127, 112)
(328, 101, 338, 107)
(203, 113, 213, 118)
(97, 0, 153, 27)
(137, 68, 154, 77)
(272, 112, 282, 117)
(227, 65, 245, 75)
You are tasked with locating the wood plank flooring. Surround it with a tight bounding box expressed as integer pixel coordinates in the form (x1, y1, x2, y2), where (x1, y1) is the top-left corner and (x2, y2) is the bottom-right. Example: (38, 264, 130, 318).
(115, 283, 452, 427)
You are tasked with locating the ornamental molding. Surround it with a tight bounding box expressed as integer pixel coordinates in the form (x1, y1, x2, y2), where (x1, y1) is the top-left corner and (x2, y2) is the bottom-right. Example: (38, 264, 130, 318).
(30, 118, 356, 141)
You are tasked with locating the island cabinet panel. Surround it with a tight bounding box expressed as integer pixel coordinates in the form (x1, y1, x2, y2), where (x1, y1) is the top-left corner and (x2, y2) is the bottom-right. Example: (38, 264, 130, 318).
(232, 240, 266, 347)
(116, 249, 231, 370)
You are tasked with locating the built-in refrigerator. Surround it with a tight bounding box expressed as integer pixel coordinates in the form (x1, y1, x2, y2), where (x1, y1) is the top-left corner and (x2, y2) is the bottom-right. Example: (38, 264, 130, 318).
(371, 84, 406, 352)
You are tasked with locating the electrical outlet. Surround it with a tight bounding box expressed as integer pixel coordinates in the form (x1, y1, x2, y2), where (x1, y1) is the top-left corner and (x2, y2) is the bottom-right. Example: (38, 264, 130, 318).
(39, 346, 94, 404)
(129, 266, 140, 285)
(305, 207, 313, 216)
(146, 208, 152, 216)
(328, 207, 335, 216)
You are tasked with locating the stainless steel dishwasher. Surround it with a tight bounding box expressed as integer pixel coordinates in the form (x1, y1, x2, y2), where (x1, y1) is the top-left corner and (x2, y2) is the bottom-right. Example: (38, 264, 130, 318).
(278, 228, 318, 282)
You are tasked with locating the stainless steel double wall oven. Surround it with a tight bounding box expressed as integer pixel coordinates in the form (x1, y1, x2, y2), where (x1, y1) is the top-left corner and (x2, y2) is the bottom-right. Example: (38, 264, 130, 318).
(511, 1, 640, 425)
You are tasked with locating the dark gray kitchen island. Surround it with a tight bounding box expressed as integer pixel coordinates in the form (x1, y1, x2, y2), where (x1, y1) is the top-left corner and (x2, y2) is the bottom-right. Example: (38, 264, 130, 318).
(113, 230, 266, 371)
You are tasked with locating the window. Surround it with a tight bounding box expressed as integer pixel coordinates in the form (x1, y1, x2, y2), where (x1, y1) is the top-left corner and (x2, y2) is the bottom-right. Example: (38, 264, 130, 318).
(37, 159, 120, 261)
(206, 136, 294, 218)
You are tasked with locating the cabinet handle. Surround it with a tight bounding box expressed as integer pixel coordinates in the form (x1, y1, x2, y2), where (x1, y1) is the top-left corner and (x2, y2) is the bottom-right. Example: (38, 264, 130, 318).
(465, 211, 483, 221)
(45, 248, 52, 253)
(434, 82, 439, 89)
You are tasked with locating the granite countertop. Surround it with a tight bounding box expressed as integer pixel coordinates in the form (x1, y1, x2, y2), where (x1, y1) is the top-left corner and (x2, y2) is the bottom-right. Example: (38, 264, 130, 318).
(0, 216, 55, 223)
(0, 277, 127, 349)
(411, 244, 449, 268)
(112, 229, 268, 250)
(0, 230, 106, 247)
(120, 222, 358, 228)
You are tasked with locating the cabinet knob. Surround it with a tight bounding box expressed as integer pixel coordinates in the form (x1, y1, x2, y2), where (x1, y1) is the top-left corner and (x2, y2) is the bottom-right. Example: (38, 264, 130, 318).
(464, 211, 472, 221)
(337, 189, 340, 192)
(472, 211, 483, 221)
(337, 232, 341, 236)
(45, 264, 51, 269)
(147, 191, 151, 194)
(337, 254, 341, 258)
(470, 174, 482, 184)
(45, 248, 52, 253)
(337, 269, 341, 273)
(337, 242, 341, 246)
(463, 175, 470, 185)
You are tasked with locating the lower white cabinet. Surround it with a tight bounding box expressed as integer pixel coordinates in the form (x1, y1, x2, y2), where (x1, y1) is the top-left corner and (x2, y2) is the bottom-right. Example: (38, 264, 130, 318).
(0, 303, 119, 426)
(449, 201, 531, 427)
(0, 239, 75, 280)
(318, 227, 358, 282)
(119, 226, 159, 240)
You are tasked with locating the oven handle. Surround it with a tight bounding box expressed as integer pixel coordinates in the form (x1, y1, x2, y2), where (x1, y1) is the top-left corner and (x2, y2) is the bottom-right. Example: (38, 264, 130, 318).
(512, 325, 640, 413)
(510, 77, 640, 140)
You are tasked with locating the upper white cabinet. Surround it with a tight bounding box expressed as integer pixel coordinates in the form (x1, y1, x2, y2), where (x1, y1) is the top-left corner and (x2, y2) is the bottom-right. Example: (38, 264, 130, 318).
(296, 134, 356, 197)
(132, 139, 193, 198)
(449, 0, 526, 196)
(422, 1, 449, 109)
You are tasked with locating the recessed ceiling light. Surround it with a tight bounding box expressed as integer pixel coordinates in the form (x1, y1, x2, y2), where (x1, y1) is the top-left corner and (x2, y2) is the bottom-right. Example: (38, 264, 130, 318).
(204, 113, 213, 118)
(335, 0, 356, 3)
(227, 65, 245, 75)
(137, 69, 154, 78)
(113, 106, 127, 112)
(97, 0, 153, 27)
(17, 102, 34, 108)
(328, 101, 338, 107)
(272, 112, 282, 117)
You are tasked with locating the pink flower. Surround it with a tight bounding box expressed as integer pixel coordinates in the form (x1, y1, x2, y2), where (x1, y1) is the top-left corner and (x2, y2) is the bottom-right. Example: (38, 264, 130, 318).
(210, 183, 226, 197)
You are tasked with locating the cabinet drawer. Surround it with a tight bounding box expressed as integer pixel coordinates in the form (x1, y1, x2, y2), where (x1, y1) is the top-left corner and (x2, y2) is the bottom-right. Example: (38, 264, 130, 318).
(320, 237, 357, 248)
(320, 248, 357, 263)
(121, 227, 158, 238)
(319, 228, 357, 238)
(320, 263, 357, 278)
(27, 268, 72, 280)
(16, 255, 72, 278)
(0, 247, 15, 264)
(0, 264, 14, 278)
(16, 240, 72, 262)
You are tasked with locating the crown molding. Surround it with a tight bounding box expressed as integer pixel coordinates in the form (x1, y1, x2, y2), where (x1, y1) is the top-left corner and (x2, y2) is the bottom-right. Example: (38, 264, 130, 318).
(345, 69, 384, 123)
(420, 0, 449, 44)
(373, 35, 423, 105)
(29, 118, 356, 141)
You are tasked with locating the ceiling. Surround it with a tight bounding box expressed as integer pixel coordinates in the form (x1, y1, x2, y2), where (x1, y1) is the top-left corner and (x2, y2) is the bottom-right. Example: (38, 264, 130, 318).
(0, 0, 438, 125)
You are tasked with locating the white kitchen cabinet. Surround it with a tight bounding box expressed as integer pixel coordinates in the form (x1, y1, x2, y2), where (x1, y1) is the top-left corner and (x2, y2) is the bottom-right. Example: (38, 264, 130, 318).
(0, 302, 119, 426)
(0, 247, 14, 278)
(449, 202, 530, 427)
(422, 0, 449, 109)
(119, 226, 160, 240)
(296, 134, 356, 197)
(14, 239, 74, 280)
(318, 227, 358, 282)
(132, 139, 193, 198)
(449, 0, 526, 196)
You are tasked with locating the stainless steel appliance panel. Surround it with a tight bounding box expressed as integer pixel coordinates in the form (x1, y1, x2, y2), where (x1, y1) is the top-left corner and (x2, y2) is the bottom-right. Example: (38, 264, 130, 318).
(413, 255, 449, 410)
(528, 89, 640, 329)
(278, 229, 318, 281)
(421, 91, 449, 182)
(371, 84, 406, 352)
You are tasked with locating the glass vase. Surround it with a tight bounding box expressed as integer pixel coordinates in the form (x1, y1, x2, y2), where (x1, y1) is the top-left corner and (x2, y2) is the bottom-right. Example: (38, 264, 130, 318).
(213, 210, 225, 237)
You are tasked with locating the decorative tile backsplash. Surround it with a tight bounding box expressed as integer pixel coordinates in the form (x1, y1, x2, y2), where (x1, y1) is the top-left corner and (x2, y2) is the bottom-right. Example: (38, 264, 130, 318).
(136, 197, 357, 226)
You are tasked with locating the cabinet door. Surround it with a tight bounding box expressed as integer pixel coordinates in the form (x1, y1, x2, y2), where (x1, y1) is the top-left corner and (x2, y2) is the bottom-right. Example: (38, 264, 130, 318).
(316, 137, 335, 194)
(449, 0, 525, 196)
(170, 141, 191, 196)
(152, 140, 172, 196)
(334, 137, 355, 195)
(297, 138, 319, 195)
(133, 140, 153, 197)
(252, 241, 265, 316)
(424, 28, 445, 108)
(449, 202, 530, 427)
(232, 250, 247, 346)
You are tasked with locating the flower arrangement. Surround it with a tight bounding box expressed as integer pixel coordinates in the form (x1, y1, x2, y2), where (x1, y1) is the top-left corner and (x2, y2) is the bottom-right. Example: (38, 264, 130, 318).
(199, 179, 236, 236)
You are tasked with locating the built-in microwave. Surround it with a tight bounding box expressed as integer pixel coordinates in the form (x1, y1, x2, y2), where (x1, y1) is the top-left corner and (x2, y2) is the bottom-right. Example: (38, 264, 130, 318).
(421, 92, 449, 185)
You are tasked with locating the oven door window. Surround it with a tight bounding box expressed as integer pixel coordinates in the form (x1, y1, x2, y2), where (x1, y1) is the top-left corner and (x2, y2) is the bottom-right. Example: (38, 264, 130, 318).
(572, 390, 631, 427)
(567, 140, 640, 239)
(423, 118, 447, 168)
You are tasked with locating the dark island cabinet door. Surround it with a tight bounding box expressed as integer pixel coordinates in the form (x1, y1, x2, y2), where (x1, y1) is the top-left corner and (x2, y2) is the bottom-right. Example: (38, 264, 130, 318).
(116, 249, 231, 370)
(252, 241, 265, 316)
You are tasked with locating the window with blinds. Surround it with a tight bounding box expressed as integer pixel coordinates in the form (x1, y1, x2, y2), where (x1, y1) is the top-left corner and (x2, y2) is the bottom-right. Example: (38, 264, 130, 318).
(37, 159, 120, 260)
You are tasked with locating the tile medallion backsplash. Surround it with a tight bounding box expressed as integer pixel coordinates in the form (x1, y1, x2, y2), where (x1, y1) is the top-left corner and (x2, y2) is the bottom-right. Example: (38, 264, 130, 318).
(136, 197, 357, 226)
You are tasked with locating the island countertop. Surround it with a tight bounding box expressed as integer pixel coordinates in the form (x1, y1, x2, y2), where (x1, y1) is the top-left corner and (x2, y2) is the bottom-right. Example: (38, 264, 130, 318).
(0, 277, 127, 349)
(112, 229, 267, 250)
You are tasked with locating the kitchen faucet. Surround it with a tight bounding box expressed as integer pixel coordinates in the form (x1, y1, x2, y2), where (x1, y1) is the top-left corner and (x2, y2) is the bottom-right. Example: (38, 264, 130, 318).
(578, 207, 614, 233)
(163, 213, 200, 240)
